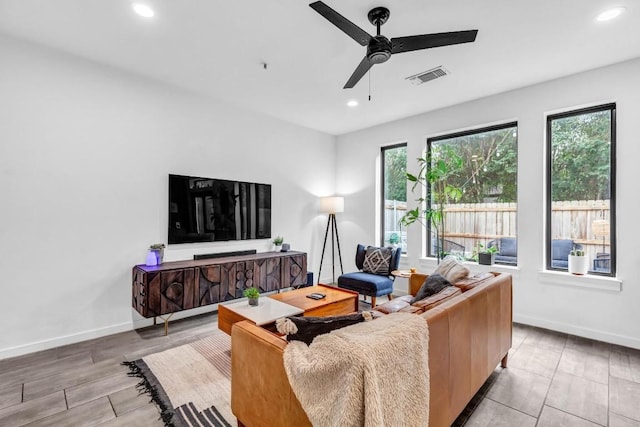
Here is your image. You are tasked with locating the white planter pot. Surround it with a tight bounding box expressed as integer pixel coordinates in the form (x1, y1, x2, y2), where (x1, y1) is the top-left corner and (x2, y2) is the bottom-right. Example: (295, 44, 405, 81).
(568, 255, 589, 275)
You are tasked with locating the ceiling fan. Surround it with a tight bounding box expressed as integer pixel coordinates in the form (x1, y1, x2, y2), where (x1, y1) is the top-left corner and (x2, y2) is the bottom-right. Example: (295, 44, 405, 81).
(309, 1, 478, 89)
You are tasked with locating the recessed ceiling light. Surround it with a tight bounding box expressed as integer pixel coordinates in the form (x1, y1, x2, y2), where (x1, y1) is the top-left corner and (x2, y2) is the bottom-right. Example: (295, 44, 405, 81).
(132, 3, 155, 18)
(595, 7, 626, 22)
(347, 100, 358, 107)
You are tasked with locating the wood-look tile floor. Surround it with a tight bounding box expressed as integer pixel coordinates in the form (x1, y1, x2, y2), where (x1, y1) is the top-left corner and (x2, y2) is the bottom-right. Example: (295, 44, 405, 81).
(1, 315, 640, 426)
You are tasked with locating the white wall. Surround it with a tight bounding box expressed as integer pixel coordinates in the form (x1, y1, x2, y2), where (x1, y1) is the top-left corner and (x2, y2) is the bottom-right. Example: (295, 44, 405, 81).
(336, 57, 640, 349)
(0, 35, 336, 359)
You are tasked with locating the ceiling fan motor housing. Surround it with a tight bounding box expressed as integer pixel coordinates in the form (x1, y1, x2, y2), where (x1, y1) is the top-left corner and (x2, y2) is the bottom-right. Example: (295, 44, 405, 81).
(367, 35, 392, 64)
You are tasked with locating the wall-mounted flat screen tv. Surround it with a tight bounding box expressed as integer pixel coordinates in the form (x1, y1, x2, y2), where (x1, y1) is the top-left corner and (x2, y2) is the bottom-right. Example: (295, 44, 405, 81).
(168, 174, 271, 244)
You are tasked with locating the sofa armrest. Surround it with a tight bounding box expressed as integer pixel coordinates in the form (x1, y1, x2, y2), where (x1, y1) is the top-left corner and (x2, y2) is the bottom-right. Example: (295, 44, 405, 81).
(231, 321, 311, 427)
(420, 272, 512, 426)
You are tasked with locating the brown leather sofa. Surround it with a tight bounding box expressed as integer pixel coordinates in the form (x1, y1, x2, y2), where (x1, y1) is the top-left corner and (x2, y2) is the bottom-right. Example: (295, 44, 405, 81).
(231, 272, 512, 427)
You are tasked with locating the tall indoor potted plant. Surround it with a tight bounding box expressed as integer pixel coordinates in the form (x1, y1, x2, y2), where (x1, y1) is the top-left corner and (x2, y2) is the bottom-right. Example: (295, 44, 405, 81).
(401, 147, 463, 262)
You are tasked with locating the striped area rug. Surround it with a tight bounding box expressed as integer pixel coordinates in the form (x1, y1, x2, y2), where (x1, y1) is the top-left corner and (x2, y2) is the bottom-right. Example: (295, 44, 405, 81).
(124, 330, 233, 427)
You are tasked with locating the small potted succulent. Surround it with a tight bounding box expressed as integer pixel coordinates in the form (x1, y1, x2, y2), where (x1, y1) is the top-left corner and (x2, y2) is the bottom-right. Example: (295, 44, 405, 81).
(272, 236, 284, 251)
(474, 243, 497, 265)
(568, 249, 588, 275)
(243, 287, 260, 306)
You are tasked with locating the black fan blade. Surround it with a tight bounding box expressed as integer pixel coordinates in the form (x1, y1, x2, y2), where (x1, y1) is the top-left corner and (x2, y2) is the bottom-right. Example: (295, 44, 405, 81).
(344, 56, 373, 89)
(391, 30, 478, 54)
(309, 1, 372, 46)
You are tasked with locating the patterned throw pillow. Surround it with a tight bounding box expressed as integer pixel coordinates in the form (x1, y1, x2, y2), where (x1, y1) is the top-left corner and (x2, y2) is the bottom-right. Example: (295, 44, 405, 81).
(433, 256, 469, 283)
(362, 246, 392, 275)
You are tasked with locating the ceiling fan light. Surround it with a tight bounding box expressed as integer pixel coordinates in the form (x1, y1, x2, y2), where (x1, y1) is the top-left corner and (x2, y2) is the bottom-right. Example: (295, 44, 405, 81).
(132, 3, 155, 18)
(347, 100, 359, 107)
(595, 7, 626, 22)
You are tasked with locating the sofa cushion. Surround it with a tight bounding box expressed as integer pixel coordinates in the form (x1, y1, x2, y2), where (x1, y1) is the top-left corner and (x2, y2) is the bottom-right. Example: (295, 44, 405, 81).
(412, 286, 461, 312)
(454, 272, 495, 292)
(362, 246, 392, 275)
(275, 312, 374, 345)
(399, 305, 424, 314)
(499, 238, 517, 257)
(411, 273, 451, 304)
(494, 255, 517, 265)
(552, 239, 574, 262)
(338, 272, 394, 296)
(433, 256, 469, 283)
(373, 295, 413, 314)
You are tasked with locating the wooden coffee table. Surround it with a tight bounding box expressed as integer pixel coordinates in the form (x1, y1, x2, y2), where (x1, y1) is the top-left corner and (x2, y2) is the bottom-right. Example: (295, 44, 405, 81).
(218, 284, 358, 335)
(218, 298, 303, 335)
(270, 284, 359, 317)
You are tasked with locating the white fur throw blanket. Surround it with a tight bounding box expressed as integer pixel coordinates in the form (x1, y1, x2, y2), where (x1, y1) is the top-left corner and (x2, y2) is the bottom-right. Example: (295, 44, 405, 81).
(283, 312, 430, 427)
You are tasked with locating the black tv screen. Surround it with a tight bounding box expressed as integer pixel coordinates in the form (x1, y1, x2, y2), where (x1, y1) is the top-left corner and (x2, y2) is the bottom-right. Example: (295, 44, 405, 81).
(168, 174, 271, 244)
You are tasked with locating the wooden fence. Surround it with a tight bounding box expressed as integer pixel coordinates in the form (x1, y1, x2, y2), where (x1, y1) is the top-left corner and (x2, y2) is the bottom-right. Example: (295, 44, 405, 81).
(385, 199, 610, 261)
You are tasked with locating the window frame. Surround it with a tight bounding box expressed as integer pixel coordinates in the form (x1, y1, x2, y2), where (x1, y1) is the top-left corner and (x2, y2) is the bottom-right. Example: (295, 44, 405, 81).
(426, 121, 518, 261)
(380, 142, 408, 251)
(545, 103, 617, 276)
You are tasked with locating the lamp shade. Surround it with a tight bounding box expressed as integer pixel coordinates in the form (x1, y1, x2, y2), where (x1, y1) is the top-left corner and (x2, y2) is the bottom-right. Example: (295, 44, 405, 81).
(320, 196, 344, 214)
(592, 219, 610, 237)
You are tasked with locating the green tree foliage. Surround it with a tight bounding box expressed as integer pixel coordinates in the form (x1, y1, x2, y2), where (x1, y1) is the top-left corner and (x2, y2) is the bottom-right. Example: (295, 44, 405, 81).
(384, 146, 407, 201)
(551, 111, 611, 201)
(433, 126, 518, 203)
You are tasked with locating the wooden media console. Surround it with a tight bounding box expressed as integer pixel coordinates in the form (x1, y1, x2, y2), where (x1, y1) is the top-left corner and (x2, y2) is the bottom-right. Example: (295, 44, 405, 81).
(132, 251, 307, 333)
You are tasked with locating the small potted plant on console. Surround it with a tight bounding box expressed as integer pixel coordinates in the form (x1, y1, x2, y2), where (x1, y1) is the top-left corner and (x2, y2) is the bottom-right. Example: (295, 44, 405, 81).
(243, 287, 260, 306)
(272, 236, 284, 251)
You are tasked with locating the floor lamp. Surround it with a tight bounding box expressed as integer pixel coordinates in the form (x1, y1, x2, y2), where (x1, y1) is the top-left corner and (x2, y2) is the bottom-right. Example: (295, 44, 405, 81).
(318, 196, 344, 284)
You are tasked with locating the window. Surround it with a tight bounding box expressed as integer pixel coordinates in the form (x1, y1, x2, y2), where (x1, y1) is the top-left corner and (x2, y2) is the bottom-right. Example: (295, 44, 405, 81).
(546, 104, 616, 276)
(426, 123, 518, 262)
(381, 144, 407, 252)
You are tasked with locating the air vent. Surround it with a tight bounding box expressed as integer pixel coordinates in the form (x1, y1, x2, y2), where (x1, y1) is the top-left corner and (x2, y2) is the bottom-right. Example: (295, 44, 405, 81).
(406, 66, 449, 85)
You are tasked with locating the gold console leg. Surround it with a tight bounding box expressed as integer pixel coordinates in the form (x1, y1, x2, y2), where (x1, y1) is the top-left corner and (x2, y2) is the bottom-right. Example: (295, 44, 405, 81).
(158, 313, 175, 336)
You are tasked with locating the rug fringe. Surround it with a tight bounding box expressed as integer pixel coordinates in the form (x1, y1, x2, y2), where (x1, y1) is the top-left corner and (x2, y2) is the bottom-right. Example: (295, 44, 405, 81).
(122, 361, 176, 427)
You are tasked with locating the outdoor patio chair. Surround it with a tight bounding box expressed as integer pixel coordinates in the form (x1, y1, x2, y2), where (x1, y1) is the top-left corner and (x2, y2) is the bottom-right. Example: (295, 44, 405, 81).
(593, 252, 611, 273)
(431, 237, 465, 257)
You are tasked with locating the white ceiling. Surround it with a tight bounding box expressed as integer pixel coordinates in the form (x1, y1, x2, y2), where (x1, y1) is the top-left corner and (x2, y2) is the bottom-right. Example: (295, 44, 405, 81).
(0, 0, 638, 135)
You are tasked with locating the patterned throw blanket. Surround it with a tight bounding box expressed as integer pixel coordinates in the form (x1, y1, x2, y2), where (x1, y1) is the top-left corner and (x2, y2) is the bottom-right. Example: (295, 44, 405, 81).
(283, 312, 430, 427)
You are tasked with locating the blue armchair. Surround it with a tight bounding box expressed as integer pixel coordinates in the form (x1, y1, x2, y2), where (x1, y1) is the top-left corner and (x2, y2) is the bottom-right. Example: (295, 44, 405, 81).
(337, 244, 401, 308)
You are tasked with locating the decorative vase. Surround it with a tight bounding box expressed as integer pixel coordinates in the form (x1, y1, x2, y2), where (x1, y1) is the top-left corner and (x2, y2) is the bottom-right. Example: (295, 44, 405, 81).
(568, 255, 588, 275)
(248, 297, 259, 306)
(281, 243, 290, 252)
(145, 250, 158, 267)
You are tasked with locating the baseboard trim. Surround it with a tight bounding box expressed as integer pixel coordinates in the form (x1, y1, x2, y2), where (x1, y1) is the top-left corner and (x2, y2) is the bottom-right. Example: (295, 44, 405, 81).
(514, 313, 640, 350)
(1, 304, 220, 361)
(0, 322, 132, 360)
